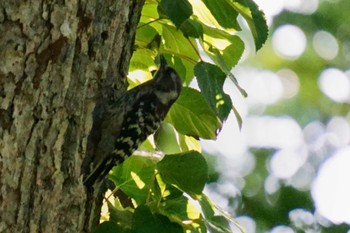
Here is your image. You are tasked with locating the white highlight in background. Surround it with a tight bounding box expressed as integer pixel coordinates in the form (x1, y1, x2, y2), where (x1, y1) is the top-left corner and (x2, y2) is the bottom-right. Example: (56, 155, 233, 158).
(269, 225, 295, 233)
(272, 25, 307, 60)
(234, 68, 284, 108)
(276, 69, 300, 99)
(283, 0, 319, 14)
(270, 148, 307, 179)
(254, 0, 283, 24)
(311, 146, 350, 224)
(318, 68, 350, 103)
(313, 31, 339, 60)
(326, 116, 350, 147)
(243, 116, 303, 149)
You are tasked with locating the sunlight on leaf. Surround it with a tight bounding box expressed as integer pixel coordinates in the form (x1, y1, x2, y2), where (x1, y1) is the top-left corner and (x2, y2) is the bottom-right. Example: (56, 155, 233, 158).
(188, 0, 222, 28)
(110, 156, 158, 204)
(182, 135, 201, 152)
(157, 151, 209, 196)
(154, 123, 182, 154)
(131, 172, 146, 189)
(229, 0, 268, 51)
(166, 87, 222, 139)
(195, 62, 234, 122)
(201, 0, 240, 30)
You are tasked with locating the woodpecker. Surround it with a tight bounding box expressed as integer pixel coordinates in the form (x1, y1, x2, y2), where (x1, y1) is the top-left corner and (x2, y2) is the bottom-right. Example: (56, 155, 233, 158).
(83, 56, 182, 186)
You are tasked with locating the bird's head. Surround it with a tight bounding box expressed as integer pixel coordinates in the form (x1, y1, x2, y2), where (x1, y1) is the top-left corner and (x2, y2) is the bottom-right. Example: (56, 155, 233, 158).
(153, 55, 182, 105)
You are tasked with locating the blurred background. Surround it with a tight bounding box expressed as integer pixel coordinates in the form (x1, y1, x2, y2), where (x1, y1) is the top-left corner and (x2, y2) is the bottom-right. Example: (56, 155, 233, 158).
(201, 0, 350, 232)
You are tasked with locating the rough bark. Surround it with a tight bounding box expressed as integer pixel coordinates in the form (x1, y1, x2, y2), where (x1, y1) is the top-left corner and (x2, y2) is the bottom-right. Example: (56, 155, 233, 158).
(0, 0, 144, 232)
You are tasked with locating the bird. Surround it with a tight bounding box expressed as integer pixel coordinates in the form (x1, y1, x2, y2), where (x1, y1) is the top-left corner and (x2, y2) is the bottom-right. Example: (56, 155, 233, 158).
(82, 55, 182, 187)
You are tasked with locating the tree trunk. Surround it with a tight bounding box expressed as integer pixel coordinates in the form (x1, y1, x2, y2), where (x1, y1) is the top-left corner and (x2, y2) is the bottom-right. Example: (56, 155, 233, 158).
(0, 0, 144, 232)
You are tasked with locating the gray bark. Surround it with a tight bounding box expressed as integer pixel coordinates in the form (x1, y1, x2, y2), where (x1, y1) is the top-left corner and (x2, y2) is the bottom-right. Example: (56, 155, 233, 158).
(0, 0, 144, 232)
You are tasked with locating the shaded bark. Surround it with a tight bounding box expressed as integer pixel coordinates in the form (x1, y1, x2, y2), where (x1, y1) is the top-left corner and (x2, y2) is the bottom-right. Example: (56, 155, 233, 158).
(0, 0, 144, 232)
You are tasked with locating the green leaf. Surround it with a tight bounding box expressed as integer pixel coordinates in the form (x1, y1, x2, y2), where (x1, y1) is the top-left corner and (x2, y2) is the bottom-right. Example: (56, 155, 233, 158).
(138, 137, 157, 152)
(159, 196, 207, 232)
(180, 18, 204, 38)
(135, 24, 159, 49)
(156, 175, 184, 200)
(178, 134, 201, 152)
(199, 195, 215, 219)
(108, 202, 133, 230)
(92, 221, 122, 233)
(160, 196, 201, 221)
(162, 54, 195, 85)
(161, 25, 199, 61)
(154, 123, 182, 154)
(221, 39, 245, 69)
(157, 151, 208, 196)
(132, 205, 183, 233)
(201, 0, 240, 30)
(109, 156, 158, 204)
(201, 22, 241, 44)
(174, 55, 196, 85)
(206, 44, 247, 97)
(166, 87, 222, 139)
(200, 194, 245, 233)
(194, 62, 233, 122)
(231, 103, 243, 129)
(229, 0, 268, 51)
(200, 24, 247, 97)
(205, 215, 232, 233)
(140, 2, 159, 24)
(155, 123, 201, 154)
(159, 0, 193, 28)
(129, 48, 156, 71)
(160, 25, 198, 84)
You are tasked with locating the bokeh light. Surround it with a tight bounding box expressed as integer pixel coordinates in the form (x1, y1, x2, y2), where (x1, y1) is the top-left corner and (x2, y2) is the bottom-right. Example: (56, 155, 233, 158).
(289, 209, 316, 230)
(265, 175, 281, 194)
(312, 146, 350, 224)
(283, 0, 319, 14)
(303, 121, 326, 151)
(202, 0, 350, 231)
(289, 162, 316, 191)
(254, 0, 284, 24)
(326, 116, 350, 147)
(270, 148, 307, 179)
(318, 68, 350, 103)
(272, 25, 307, 59)
(235, 68, 284, 108)
(269, 225, 295, 233)
(243, 116, 303, 149)
(313, 30, 339, 60)
(276, 69, 300, 99)
(234, 216, 256, 233)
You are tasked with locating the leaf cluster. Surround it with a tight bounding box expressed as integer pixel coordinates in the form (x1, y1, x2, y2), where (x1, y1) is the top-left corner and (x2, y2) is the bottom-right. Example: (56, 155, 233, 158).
(95, 153, 241, 233)
(130, 0, 268, 132)
(96, 0, 268, 232)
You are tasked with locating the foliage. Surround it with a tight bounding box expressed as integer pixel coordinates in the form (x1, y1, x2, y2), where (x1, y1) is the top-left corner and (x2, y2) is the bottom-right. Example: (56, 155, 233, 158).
(96, 0, 268, 232)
